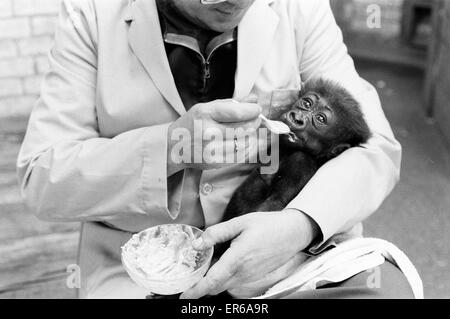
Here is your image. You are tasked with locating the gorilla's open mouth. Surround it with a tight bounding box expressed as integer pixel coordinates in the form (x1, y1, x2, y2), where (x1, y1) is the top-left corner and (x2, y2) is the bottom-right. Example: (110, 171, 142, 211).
(279, 112, 300, 143)
(287, 111, 305, 128)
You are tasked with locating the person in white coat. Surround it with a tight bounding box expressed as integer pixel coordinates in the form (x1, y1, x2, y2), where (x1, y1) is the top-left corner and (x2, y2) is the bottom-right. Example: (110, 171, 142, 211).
(17, 0, 413, 298)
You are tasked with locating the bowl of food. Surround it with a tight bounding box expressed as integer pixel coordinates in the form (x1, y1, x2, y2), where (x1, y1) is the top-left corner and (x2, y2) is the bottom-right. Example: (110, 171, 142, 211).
(121, 224, 213, 295)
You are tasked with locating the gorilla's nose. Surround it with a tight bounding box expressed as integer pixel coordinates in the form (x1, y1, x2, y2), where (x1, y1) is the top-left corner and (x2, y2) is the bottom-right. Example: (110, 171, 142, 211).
(287, 110, 307, 129)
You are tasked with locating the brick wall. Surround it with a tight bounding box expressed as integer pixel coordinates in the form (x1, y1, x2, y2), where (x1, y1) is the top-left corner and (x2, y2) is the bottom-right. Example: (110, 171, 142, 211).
(0, 0, 61, 118)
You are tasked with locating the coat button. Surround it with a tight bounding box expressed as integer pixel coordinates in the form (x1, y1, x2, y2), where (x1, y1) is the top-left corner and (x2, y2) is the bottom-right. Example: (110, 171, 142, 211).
(201, 183, 214, 196)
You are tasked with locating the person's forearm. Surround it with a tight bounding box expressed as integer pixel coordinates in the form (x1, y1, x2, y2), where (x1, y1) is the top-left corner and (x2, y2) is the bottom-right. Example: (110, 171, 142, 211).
(18, 124, 174, 221)
(283, 208, 321, 249)
(286, 133, 401, 245)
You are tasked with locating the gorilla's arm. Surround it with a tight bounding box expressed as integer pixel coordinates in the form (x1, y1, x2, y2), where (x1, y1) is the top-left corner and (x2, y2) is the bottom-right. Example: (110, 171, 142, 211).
(224, 151, 319, 219)
(217, 152, 319, 257)
(222, 169, 274, 221)
(256, 152, 318, 212)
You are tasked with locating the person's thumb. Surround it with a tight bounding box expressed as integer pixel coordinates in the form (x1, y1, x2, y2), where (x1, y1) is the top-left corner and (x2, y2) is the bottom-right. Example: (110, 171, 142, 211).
(209, 100, 261, 123)
(192, 218, 243, 250)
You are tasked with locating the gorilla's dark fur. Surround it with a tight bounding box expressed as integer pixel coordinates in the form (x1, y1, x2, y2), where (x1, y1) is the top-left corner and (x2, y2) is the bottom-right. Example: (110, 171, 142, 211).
(221, 78, 371, 234)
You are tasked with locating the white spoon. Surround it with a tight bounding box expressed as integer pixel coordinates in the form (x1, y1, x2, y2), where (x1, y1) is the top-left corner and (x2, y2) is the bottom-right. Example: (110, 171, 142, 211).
(259, 114, 298, 142)
(231, 100, 296, 140)
(259, 114, 291, 135)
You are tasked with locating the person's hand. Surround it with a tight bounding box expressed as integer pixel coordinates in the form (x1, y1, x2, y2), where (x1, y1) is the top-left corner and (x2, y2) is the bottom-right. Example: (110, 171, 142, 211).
(180, 209, 319, 299)
(167, 99, 264, 176)
(226, 252, 309, 298)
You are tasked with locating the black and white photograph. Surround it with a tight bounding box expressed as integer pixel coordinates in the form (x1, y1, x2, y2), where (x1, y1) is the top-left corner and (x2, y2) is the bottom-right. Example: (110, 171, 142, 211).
(0, 0, 449, 303)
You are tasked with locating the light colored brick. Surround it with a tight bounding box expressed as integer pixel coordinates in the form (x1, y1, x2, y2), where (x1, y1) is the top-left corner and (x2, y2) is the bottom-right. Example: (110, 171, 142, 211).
(0, 18, 31, 39)
(0, 40, 17, 58)
(0, 0, 12, 18)
(0, 78, 24, 97)
(13, 0, 61, 16)
(35, 55, 50, 74)
(31, 16, 58, 36)
(23, 75, 43, 95)
(0, 58, 34, 78)
(18, 36, 54, 56)
(0, 95, 37, 117)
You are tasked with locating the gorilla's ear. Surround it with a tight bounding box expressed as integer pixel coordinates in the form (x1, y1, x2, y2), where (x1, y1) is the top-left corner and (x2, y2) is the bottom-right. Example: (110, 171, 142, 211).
(330, 143, 351, 158)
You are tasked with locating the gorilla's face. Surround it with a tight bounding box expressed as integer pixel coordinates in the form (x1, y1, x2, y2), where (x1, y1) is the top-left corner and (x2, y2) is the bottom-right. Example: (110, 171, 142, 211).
(279, 91, 339, 156)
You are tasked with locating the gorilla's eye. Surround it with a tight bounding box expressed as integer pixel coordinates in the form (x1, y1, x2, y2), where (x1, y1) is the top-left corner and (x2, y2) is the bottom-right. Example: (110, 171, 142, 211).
(316, 114, 327, 124)
(301, 98, 312, 109)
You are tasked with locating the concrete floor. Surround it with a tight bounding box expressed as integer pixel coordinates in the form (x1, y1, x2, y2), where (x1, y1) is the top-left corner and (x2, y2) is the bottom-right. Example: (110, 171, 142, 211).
(355, 60, 450, 299)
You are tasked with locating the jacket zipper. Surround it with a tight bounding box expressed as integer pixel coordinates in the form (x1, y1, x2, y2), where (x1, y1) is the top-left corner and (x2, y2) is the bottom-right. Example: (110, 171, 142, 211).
(202, 60, 211, 94)
(200, 40, 234, 94)
(165, 36, 234, 95)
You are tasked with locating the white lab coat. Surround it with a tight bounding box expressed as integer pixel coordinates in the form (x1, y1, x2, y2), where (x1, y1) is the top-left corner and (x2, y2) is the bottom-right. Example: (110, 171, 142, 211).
(17, 0, 401, 298)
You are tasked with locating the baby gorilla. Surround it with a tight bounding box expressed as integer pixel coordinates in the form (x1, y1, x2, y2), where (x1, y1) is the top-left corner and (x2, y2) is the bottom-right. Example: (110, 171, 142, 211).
(222, 78, 372, 224)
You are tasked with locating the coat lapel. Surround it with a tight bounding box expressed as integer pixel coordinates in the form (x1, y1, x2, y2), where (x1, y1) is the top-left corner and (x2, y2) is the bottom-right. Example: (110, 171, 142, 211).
(234, 0, 279, 100)
(125, 0, 186, 116)
(124, 0, 279, 111)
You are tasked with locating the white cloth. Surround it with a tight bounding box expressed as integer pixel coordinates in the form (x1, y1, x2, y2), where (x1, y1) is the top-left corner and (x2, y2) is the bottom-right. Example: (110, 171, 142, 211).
(255, 238, 423, 299)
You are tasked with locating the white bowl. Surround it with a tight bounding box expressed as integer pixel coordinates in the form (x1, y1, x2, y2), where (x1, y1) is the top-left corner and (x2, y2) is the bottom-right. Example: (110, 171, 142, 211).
(121, 224, 213, 295)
